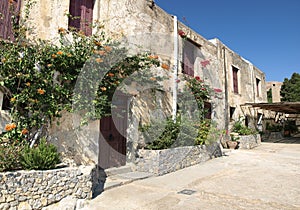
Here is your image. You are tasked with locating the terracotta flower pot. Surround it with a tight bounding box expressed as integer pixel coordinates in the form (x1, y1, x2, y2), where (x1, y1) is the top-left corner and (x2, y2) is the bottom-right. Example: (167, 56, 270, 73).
(226, 140, 239, 149)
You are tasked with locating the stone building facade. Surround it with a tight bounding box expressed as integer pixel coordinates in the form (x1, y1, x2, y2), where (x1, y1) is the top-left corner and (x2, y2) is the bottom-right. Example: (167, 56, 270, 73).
(1, 0, 267, 168)
(266, 81, 283, 103)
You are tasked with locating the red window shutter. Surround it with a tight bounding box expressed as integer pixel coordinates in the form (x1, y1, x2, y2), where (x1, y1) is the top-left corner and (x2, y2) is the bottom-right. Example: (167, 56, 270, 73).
(232, 67, 239, 94)
(69, 0, 93, 36)
(183, 40, 195, 77)
(69, 0, 81, 31)
(0, 0, 21, 41)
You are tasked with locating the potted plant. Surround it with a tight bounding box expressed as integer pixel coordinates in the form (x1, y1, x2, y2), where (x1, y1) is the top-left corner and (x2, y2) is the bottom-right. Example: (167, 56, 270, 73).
(227, 132, 239, 149)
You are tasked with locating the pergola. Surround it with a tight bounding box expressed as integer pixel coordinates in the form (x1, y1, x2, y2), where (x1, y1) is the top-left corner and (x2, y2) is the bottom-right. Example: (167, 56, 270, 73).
(243, 102, 300, 115)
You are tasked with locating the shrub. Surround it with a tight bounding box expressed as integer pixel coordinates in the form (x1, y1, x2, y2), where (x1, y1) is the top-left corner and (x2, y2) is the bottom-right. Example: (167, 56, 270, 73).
(0, 140, 24, 172)
(232, 120, 257, 135)
(142, 115, 221, 150)
(20, 138, 60, 170)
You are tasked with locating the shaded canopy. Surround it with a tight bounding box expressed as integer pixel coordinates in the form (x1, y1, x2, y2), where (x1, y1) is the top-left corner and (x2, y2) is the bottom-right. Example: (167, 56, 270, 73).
(243, 102, 300, 114)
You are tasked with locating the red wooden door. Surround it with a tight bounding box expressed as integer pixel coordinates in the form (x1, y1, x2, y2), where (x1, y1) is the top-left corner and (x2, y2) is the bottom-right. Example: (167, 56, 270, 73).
(69, 0, 93, 36)
(99, 94, 128, 169)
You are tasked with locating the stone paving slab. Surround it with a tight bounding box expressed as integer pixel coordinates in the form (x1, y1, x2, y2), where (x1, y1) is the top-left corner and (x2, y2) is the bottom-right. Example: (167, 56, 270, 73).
(83, 140, 300, 210)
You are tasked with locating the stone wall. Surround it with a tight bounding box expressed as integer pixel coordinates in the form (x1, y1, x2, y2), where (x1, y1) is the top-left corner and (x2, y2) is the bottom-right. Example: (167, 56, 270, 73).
(238, 134, 261, 149)
(0, 165, 101, 210)
(135, 142, 222, 175)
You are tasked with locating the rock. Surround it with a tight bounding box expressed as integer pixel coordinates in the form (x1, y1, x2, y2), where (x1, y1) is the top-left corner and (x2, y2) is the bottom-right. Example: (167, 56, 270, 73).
(75, 199, 87, 209)
(18, 202, 32, 210)
(42, 196, 77, 210)
(0, 203, 10, 210)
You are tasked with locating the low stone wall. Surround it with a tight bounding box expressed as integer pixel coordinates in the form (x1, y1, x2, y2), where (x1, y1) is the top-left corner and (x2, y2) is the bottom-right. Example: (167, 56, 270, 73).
(135, 142, 222, 175)
(238, 134, 261, 149)
(0, 165, 101, 210)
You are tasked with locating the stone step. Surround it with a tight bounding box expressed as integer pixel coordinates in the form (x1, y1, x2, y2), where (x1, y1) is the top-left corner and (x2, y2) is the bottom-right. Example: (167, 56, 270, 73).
(104, 164, 133, 176)
(103, 171, 154, 191)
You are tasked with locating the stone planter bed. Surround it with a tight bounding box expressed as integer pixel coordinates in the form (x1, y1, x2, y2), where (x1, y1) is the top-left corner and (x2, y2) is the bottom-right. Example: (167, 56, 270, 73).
(135, 142, 222, 176)
(237, 134, 261, 149)
(0, 165, 100, 210)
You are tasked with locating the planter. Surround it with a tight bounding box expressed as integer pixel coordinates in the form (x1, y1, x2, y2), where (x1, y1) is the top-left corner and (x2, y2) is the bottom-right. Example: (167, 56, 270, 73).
(226, 140, 239, 149)
(238, 134, 261, 149)
(135, 142, 222, 175)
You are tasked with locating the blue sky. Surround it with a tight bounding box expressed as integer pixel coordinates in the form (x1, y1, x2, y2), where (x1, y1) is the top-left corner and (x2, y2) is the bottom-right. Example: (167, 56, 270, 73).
(155, 0, 300, 82)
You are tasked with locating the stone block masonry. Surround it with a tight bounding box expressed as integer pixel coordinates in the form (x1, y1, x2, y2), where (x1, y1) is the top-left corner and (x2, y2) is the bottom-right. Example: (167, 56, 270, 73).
(238, 134, 261, 149)
(0, 165, 101, 210)
(136, 142, 223, 175)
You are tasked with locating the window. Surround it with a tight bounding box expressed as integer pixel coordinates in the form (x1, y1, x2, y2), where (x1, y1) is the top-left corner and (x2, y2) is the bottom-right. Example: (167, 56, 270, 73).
(230, 107, 235, 121)
(245, 115, 249, 127)
(204, 102, 212, 119)
(69, 0, 94, 36)
(256, 78, 261, 97)
(0, 0, 21, 41)
(232, 66, 239, 94)
(182, 39, 197, 76)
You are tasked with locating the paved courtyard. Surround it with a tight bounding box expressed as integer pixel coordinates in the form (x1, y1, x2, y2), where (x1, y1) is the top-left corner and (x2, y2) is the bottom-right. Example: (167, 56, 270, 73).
(83, 137, 300, 210)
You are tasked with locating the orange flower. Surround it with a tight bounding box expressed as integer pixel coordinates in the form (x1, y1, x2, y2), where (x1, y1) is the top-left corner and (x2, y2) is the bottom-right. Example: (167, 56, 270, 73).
(150, 77, 156, 81)
(148, 55, 159, 59)
(108, 73, 114, 77)
(25, 82, 31, 87)
(21, 128, 29, 135)
(100, 87, 107, 91)
(78, 30, 85, 36)
(161, 63, 170, 70)
(10, 97, 16, 102)
(37, 88, 45, 95)
(52, 54, 57, 59)
(95, 58, 103, 63)
(47, 64, 52, 67)
(94, 50, 106, 55)
(57, 51, 63, 55)
(103, 46, 112, 52)
(5, 123, 16, 131)
(58, 27, 66, 34)
(94, 41, 102, 46)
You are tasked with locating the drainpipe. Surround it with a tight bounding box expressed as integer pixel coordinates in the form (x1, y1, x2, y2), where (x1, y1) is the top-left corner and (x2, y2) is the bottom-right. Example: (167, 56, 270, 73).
(223, 46, 229, 136)
(172, 15, 178, 122)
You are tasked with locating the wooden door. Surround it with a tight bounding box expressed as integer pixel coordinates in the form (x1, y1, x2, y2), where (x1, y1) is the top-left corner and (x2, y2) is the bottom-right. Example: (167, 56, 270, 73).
(99, 95, 128, 169)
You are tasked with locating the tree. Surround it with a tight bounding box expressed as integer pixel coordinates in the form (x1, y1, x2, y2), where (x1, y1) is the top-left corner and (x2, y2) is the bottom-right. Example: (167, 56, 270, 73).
(280, 73, 300, 102)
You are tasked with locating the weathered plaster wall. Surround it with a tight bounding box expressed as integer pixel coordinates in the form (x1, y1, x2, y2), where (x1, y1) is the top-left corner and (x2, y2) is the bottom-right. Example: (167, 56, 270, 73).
(23, 0, 69, 41)
(127, 89, 172, 162)
(48, 111, 99, 166)
(218, 41, 267, 129)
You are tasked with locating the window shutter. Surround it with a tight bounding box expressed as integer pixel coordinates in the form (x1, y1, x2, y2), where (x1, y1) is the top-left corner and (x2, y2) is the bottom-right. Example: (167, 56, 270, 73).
(232, 67, 239, 94)
(0, 0, 21, 41)
(69, 0, 81, 31)
(183, 40, 195, 76)
(69, 0, 93, 36)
